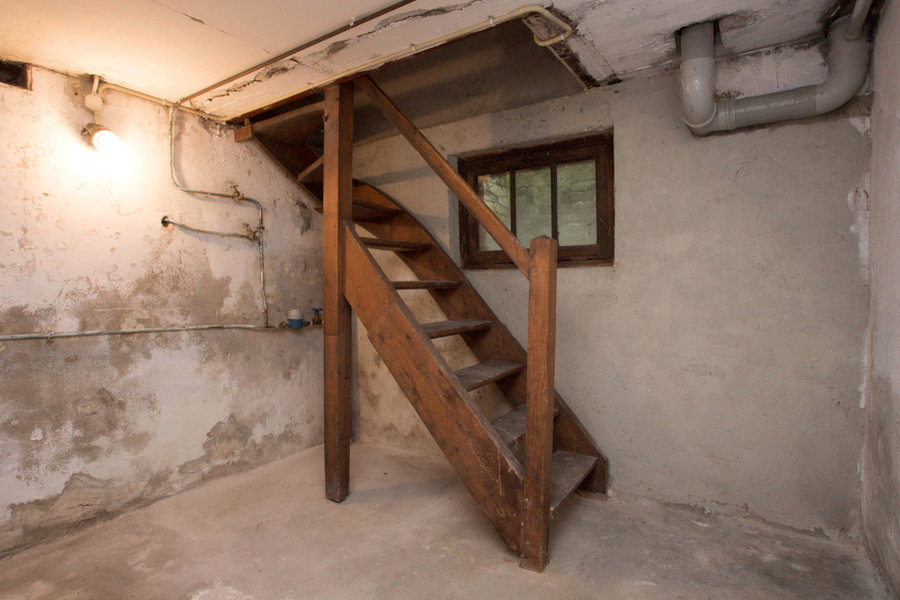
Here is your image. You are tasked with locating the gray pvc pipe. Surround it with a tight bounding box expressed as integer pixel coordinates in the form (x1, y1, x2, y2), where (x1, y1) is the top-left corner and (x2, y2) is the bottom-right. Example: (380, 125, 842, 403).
(680, 16, 870, 136)
(846, 0, 874, 40)
(680, 21, 717, 128)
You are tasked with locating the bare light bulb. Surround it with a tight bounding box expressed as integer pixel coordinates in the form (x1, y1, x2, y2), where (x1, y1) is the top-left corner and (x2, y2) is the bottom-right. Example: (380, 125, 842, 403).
(82, 122, 125, 157)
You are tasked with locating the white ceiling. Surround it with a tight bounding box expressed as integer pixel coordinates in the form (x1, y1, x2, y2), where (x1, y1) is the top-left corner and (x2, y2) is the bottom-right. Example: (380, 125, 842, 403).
(0, 0, 835, 119)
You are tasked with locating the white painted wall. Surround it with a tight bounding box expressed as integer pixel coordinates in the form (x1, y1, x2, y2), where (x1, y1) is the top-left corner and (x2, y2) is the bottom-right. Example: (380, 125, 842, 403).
(0, 67, 323, 554)
(863, 0, 900, 594)
(353, 46, 871, 536)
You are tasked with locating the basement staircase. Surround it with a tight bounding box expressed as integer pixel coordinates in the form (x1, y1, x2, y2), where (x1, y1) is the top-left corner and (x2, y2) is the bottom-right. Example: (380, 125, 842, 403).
(237, 76, 608, 571)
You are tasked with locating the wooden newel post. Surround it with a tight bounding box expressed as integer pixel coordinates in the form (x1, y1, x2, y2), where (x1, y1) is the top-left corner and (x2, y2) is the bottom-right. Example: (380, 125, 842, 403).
(323, 81, 354, 502)
(520, 235, 558, 571)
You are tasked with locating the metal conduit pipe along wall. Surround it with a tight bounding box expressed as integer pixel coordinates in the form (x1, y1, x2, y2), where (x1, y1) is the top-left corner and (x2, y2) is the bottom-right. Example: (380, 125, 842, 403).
(166, 106, 271, 326)
(0, 324, 277, 343)
(679, 10, 871, 136)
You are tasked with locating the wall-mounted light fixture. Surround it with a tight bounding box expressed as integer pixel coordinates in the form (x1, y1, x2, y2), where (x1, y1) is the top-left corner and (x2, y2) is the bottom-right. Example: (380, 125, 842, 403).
(81, 74, 125, 157)
(81, 122, 124, 154)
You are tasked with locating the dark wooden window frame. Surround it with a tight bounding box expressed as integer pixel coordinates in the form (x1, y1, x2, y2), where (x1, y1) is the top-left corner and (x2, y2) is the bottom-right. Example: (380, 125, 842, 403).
(457, 132, 614, 270)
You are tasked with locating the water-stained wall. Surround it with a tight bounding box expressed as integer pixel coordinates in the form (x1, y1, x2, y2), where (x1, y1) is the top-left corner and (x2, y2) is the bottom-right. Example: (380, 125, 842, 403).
(864, 1, 900, 595)
(353, 43, 871, 537)
(0, 67, 323, 555)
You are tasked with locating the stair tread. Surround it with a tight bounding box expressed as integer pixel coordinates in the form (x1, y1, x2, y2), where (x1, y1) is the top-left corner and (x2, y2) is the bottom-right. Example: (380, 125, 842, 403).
(455, 360, 524, 391)
(491, 403, 560, 448)
(550, 451, 598, 514)
(420, 319, 492, 339)
(309, 197, 401, 222)
(360, 237, 431, 252)
(392, 279, 461, 290)
(353, 199, 402, 222)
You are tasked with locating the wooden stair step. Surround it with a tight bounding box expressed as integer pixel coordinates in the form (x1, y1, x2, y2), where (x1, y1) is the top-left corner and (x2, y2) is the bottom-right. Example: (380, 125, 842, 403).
(352, 199, 402, 222)
(455, 360, 524, 391)
(308, 197, 402, 222)
(361, 237, 432, 252)
(421, 319, 492, 339)
(392, 279, 461, 291)
(491, 404, 560, 448)
(550, 451, 598, 514)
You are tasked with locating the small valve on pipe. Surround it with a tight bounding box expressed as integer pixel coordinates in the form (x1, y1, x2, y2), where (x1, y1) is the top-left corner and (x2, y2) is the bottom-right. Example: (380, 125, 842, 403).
(310, 308, 323, 326)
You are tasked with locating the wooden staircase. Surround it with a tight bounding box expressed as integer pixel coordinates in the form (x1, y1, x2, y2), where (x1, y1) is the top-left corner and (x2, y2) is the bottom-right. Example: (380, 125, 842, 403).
(239, 75, 608, 571)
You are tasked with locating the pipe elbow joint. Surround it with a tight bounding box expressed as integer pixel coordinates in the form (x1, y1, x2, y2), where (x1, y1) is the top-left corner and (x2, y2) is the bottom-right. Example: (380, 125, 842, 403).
(679, 22, 718, 132)
(680, 65, 718, 128)
(815, 16, 870, 115)
(678, 14, 870, 135)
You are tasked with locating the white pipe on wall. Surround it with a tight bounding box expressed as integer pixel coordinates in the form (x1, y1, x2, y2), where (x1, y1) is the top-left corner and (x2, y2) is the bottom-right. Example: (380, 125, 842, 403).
(846, 0, 874, 39)
(679, 21, 717, 129)
(679, 15, 870, 136)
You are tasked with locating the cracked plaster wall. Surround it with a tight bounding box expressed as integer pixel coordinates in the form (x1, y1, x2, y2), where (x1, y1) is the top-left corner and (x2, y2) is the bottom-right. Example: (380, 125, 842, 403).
(863, 0, 900, 595)
(353, 44, 872, 537)
(0, 67, 323, 556)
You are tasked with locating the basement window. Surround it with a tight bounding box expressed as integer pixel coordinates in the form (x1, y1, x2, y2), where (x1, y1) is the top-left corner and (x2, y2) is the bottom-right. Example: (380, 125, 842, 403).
(0, 60, 30, 90)
(458, 132, 614, 269)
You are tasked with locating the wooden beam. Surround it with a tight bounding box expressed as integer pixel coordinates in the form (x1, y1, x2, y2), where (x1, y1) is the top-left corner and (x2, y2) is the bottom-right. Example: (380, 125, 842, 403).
(520, 236, 558, 572)
(322, 82, 354, 503)
(297, 155, 324, 183)
(234, 123, 253, 143)
(356, 75, 531, 277)
(252, 101, 325, 135)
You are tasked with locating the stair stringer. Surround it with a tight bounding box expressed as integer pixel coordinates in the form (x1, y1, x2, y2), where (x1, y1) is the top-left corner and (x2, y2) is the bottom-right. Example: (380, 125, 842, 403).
(341, 221, 525, 551)
(352, 184, 610, 493)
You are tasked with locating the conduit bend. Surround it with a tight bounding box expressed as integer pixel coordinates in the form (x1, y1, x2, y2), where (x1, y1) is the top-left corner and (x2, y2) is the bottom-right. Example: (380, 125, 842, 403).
(680, 15, 870, 136)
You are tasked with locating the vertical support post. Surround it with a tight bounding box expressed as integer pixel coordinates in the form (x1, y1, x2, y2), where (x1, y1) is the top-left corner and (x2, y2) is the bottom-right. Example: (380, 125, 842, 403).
(323, 81, 354, 502)
(520, 235, 558, 572)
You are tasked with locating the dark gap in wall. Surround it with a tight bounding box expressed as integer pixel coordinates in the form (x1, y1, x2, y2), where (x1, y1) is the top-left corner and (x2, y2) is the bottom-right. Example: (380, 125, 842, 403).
(0, 60, 31, 89)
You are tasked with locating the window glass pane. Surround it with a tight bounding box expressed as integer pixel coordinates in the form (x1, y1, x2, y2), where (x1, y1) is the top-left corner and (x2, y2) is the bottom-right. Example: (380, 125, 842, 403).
(557, 160, 596, 246)
(515, 166, 551, 245)
(476, 173, 510, 251)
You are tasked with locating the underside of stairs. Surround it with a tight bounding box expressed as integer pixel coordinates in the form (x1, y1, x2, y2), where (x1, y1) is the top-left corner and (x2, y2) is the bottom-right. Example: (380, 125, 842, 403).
(236, 75, 609, 571)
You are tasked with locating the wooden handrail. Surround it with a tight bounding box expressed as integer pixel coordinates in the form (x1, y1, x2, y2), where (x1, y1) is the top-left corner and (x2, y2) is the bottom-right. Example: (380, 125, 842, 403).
(356, 75, 532, 277)
(520, 235, 557, 571)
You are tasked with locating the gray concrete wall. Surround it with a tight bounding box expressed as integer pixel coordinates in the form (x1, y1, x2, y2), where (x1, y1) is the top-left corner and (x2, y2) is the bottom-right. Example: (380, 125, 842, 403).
(353, 54, 871, 535)
(0, 68, 323, 555)
(864, 0, 900, 594)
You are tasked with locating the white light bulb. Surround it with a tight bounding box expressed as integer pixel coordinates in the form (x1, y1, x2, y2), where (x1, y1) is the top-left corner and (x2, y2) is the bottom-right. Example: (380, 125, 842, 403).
(90, 128, 125, 156)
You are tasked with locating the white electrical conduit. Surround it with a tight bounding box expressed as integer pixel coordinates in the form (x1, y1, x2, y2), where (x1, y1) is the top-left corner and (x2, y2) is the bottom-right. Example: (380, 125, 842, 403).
(96, 81, 209, 119)
(680, 15, 870, 135)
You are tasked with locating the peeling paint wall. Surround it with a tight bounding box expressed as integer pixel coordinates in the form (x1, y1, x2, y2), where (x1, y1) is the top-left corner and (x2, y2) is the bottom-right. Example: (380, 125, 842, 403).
(0, 67, 323, 556)
(353, 47, 871, 536)
(863, 0, 900, 595)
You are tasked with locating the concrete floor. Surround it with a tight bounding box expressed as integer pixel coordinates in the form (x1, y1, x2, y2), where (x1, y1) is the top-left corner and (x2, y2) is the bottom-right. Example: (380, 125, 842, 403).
(0, 442, 889, 600)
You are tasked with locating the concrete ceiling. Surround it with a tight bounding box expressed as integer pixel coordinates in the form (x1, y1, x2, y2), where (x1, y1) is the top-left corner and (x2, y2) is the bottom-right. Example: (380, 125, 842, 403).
(0, 0, 838, 119)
